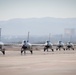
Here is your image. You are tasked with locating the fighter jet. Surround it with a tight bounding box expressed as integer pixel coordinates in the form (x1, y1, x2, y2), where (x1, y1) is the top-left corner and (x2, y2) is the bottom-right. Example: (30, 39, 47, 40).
(21, 32, 33, 55)
(0, 28, 5, 55)
(0, 41, 5, 55)
(66, 41, 74, 50)
(21, 40, 33, 55)
(44, 40, 54, 52)
(55, 41, 65, 50)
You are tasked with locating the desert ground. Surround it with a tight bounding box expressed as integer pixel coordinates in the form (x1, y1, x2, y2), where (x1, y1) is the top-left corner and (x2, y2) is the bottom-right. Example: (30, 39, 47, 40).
(0, 45, 76, 75)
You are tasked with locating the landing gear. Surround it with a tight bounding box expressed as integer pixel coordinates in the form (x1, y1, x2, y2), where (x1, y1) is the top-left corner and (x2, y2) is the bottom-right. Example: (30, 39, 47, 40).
(66, 46, 74, 50)
(2, 50, 5, 55)
(44, 46, 54, 52)
(21, 47, 33, 55)
(0, 48, 5, 55)
(56, 45, 65, 51)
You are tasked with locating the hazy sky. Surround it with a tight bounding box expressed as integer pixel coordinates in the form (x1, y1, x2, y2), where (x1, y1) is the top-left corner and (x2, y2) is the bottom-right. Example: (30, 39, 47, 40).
(0, 0, 76, 21)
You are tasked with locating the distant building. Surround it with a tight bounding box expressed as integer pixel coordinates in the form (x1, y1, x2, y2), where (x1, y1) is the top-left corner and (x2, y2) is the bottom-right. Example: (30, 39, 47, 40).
(64, 28, 76, 42)
(64, 28, 76, 37)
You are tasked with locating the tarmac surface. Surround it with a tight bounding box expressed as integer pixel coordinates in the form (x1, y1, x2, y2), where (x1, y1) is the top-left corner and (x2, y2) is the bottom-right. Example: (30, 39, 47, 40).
(0, 48, 76, 75)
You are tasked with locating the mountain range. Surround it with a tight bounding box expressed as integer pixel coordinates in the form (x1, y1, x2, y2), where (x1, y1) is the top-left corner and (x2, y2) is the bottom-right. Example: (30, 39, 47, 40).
(0, 17, 76, 36)
(0, 17, 76, 43)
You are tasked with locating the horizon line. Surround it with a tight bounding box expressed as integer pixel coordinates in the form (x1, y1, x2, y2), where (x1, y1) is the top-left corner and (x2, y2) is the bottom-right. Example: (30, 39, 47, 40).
(0, 17, 76, 21)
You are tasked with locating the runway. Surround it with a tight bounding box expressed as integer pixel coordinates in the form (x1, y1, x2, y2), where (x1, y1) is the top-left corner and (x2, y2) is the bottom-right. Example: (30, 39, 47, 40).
(0, 49, 76, 75)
